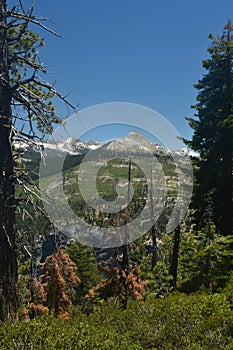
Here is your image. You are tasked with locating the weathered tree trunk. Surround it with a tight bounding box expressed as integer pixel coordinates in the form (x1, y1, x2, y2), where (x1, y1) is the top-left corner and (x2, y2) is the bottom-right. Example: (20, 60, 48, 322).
(121, 159, 132, 309)
(121, 159, 131, 271)
(0, 0, 18, 323)
(169, 225, 181, 291)
(149, 164, 157, 269)
(151, 224, 157, 269)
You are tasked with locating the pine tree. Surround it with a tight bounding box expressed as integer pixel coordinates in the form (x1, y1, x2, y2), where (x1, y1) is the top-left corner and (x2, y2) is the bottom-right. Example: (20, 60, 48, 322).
(0, 0, 18, 323)
(179, 221, 233, 292)
(186, 21, 233, 235)
(0, 1, 74, 322)
(65, 242, 101, 304)
(39, 248, 80, 318)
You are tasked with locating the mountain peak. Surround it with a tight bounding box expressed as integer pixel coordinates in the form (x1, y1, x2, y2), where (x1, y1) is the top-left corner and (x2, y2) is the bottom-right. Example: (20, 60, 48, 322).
(126, 130, 141, 138)
(125, 130, 153, 147)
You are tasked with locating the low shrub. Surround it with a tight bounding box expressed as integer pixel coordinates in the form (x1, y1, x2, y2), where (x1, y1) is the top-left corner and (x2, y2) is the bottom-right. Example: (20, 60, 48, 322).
(0, 291, 233, 349)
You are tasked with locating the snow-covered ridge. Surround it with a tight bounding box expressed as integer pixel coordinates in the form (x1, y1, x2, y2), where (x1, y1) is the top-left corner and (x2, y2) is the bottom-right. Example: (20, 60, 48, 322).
(43, 137, 101, 155)
(14, 136, 102, 157)
(14, 131, 198, 159)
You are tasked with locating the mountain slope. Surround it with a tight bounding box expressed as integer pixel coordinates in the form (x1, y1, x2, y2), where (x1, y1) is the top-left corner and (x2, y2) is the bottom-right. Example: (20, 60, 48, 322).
(36, 131, 193, 247)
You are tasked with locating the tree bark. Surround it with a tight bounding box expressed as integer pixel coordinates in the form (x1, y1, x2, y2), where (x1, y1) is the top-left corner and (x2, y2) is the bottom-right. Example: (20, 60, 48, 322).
(149, 164, 157, 269)
(121, 159, 132, 309)
(169, 226, 181, 291)
(121, 159, 131, 271)
(0, 0, 18, 323)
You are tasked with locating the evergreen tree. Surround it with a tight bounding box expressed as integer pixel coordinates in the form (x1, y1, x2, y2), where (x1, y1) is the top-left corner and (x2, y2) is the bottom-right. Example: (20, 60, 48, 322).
(179, 222, 233, 292)
(186, 21, 233, 235)
(65, 242, 101, 304)
(0, 1, 74, 322)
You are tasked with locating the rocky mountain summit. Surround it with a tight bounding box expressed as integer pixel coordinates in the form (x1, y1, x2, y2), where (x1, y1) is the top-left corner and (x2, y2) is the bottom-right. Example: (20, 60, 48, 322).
(34, 130, 195, 248)
(15, 130, 197, 160)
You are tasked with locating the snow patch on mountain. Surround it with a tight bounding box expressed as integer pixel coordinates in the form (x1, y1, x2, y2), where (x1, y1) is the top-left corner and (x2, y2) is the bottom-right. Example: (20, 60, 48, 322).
(14, 130, 198, 159)
(14, 137, 102, 158)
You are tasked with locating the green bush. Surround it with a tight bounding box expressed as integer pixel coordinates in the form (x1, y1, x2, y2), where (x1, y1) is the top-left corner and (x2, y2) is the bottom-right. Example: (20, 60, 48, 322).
(0, 291, 233, 349)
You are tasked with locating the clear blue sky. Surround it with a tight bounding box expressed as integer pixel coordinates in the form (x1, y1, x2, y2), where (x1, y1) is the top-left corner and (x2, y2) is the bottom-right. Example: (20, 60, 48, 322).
(15, 0, 233, 142)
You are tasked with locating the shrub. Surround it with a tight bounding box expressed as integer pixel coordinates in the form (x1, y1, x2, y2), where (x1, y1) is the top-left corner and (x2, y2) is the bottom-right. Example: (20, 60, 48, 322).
(85, 264, 148, 305)
(1, 290, 233, 349)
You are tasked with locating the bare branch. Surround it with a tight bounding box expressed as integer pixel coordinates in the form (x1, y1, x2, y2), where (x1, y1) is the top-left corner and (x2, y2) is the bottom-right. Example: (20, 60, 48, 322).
(6, 12, 61, 37)
(19, 1, 26, 14)
(35, 77, 77, 110)
(14, 56, 47, 73)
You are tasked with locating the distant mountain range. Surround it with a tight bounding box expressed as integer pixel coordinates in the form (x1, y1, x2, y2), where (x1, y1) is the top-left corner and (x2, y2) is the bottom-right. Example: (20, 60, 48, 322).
(25, 130, 195, 247)
(14, 136, 102, 159)
(15, 130, 197, 160)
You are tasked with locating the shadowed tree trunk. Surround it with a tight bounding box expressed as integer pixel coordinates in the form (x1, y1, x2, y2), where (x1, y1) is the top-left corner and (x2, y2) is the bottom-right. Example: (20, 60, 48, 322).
(0, 0, 75, 322)
(121, 159, 131, 271)
(121, 159, 132, 309)
(0, 0, 18, 323)
(169, 225, 181, 291)
(149, 164, 157, 269)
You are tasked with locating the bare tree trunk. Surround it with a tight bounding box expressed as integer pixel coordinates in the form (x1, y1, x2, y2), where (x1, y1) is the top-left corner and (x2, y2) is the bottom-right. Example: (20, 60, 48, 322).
(121, 159, 132, 309)
(121, 159, 131, 271)
(149, 164, 157, 269)
(0, 0, 18, 323)
(151, 224, 157, 269)
(169, 226, 181, 291)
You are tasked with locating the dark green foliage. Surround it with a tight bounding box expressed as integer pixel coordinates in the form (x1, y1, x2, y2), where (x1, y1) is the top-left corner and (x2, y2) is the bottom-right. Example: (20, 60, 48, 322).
(186, 21, 233, 234)
(17, 254, 31, 308)
(179, 221, 233, 292)
(140, 232, 173, 295)
(7, 22, 62, 134)
(65, 242, 101, 304)
(1, 291, 233, 349)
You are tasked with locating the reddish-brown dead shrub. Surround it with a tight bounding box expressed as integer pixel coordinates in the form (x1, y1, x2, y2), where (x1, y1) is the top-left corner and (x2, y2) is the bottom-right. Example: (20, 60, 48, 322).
(85, 264, 148, 303)
(23, 302, 49, 319)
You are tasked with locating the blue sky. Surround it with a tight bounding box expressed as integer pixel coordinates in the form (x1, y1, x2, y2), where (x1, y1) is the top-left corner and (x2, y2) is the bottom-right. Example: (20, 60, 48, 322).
(16, 0, 233, 142)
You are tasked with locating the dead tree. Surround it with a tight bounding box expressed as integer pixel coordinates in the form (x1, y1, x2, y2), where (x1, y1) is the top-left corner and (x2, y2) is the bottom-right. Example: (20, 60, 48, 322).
(149, 164, 157, 269)
(169, 225, 181, 291)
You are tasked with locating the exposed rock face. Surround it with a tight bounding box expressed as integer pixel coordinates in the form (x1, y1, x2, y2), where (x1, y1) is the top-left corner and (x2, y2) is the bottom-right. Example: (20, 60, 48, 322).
(20, 131, 195, 254)
(14, 130, 197, 159)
